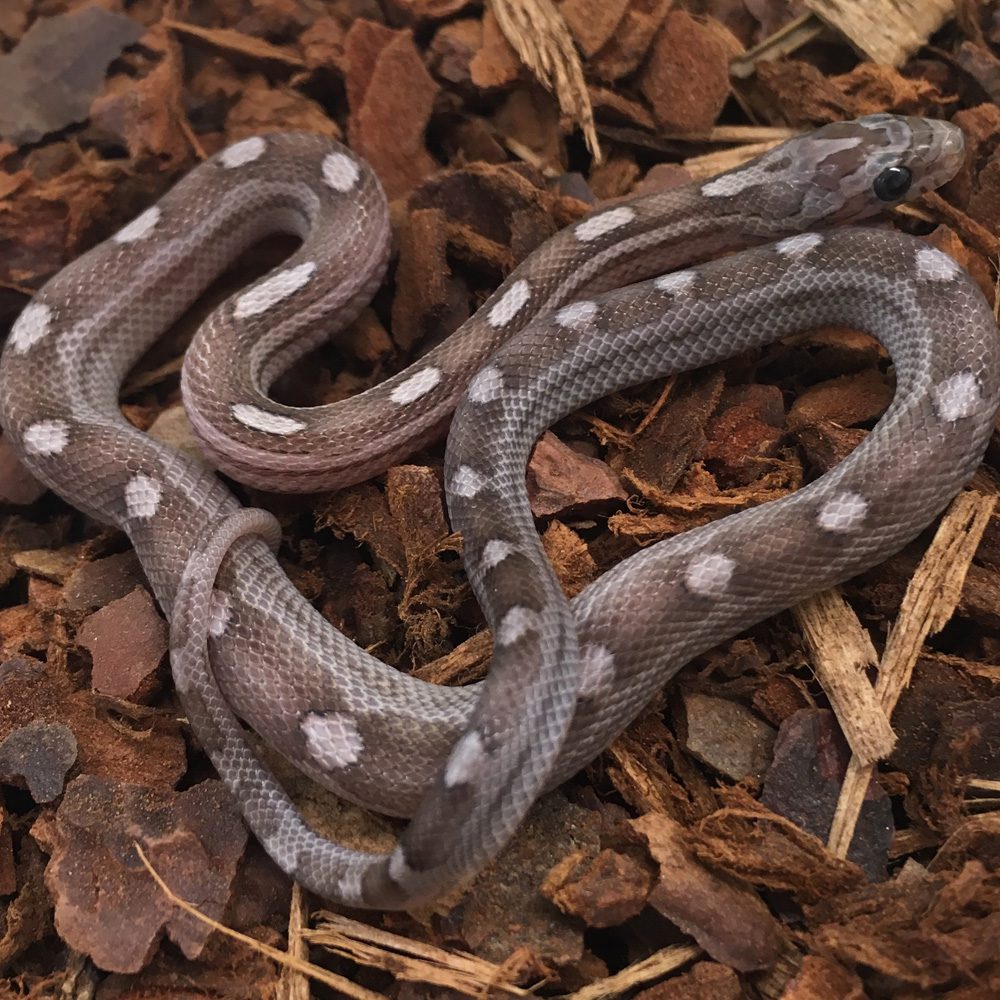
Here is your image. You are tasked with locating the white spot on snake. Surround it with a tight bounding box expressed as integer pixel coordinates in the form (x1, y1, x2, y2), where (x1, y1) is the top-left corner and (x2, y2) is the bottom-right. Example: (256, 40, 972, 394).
(817, 491, 869, 533)
(388, 845, 412, 883)
(233, 262, 316, 318)
(444, 730, 486, 787)
(322, 152, 361, 192)
(301, 711, 364, 770)
(496, 606, 539, 646)
(654, 271, 697, 296)
(488, 279, 531, 328)
(579, 643, 616, 699)
(450, 465, 486, 498)
(390, 367, 441, 405)
(113, 206, 161, 243)
(220, 136, 266, 168)
(231, 403, 307, 436)
(23, 419, 69, 456)
(337, 870, 365, 905)
(816, 136, 862, 155)
(932, 371, 982, 421)
(684, 552, 735, 598)
(575, 206, 636, 242)
(467, 365, 504, 403)
(482, 539, 513, 570)
(775, 232, 823, 257)
(915, 246, 962, 282)
(10, 302, 52, 353)
(124, 473, 163, 520)
(555, 301, 598, 329)
(208, 589, 232, 638)
(701, 168, 759, 198)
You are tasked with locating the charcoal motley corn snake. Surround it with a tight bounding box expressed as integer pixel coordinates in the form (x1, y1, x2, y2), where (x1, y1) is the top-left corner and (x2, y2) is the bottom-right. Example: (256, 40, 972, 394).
(1, 115, 998, 910)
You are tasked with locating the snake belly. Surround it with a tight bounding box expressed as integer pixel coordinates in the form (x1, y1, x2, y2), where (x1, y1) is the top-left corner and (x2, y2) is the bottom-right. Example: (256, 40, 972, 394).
(1, 116, 997, 909)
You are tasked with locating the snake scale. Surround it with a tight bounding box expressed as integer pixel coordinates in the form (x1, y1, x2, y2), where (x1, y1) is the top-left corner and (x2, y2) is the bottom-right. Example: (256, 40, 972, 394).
(1, 115, 998, 910)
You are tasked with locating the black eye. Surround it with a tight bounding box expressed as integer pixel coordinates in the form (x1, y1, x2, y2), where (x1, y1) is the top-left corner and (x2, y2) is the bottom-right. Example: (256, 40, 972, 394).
(873, 165, 913, 202)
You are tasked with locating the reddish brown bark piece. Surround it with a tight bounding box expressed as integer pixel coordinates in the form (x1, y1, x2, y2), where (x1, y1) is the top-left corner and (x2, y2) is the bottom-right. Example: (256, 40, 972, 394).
(387, 465, 452, 564)
(543, 847, 652, 926)
(806, 860, 1000, 992)
(91, 23, 191, 169)
(409, 161, 571, 271)
(299, 16, 346, 72)
(632, 161, 693, 195)
(0, 6, 143, 145)
(92, 945, 282, 1000)
(78, 586, 168, 702)
(689, 787, 866, 906)
(560, 0, 630, 57)
(0, 721, 77, 802)
(588, 0, 674, 82)
(631, 812, 788, 971)
(0, 435, 44, 504)
(954, 41, 1000, 106)
(0, 655, 186, 792)
(0, 836, 50, 969)
(457, 794, 594, 968)
(386, 464, 466, 664)
(527, 431, 628, 518)
(12, 544, 84, 585)
(391, 207, 464, 352)
(639, 11, 742, 133)
(704, 384, 786, 486)
(633, 961, 743, 1000)
(613, 371, 725, 500)
(429, 18, 483, 87)
(761, 710, 893, 882)
(226, 74, 342, 145)
(316, 481, 406, 576)
(795, 420, 867, 476)
(752, 60, 859, 124)
(787, 369, 894, 433)
(965, 144, 1000, 240)
(390, 0, 470, 18)
(61, 550, 148, 612)
(542, 519, 597, 598)
(344, 20, 439, 200)
(780, 955, 865, 1000)
(680, 690, 776, 783)
(0, 516, 71, 590)
(890, 660, 998, 831)
(0, 808, 14, 896)
(493, 88, 564, 173)
(469, 8, 522, 89)
(39, 776, 247, 973)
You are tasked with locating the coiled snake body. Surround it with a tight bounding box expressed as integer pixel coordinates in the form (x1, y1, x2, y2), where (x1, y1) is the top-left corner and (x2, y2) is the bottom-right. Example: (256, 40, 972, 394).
(1, 116, 997, 909)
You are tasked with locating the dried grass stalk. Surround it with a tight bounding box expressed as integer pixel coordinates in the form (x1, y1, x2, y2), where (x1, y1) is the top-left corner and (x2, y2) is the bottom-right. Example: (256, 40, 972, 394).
(490, 0, 602, 162)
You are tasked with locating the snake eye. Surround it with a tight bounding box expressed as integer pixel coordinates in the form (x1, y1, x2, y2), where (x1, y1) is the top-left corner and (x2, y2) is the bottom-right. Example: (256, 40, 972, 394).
(873, 165, 913, 202)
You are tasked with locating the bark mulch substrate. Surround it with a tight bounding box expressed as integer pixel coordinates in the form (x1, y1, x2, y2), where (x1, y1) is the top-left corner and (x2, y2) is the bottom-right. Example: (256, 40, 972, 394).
(1, 0, 999, 997)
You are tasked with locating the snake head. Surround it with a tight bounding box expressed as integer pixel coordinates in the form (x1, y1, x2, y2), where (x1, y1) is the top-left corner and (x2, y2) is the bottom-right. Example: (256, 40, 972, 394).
(709, 114, 965, 229)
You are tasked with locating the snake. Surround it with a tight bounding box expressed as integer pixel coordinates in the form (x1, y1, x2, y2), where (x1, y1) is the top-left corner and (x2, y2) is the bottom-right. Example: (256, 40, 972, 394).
(1, 114, 997, 911)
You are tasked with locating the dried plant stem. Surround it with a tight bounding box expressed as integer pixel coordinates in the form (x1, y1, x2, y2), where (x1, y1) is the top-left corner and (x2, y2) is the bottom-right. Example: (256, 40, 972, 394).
(135, 844, 389, 1000)
(490, 0, 601, 162)
(827, 490, 996, 859)
(307, 910, 533, 997)
(561, 945, 701, 1000)
(793, 588, 895, 766)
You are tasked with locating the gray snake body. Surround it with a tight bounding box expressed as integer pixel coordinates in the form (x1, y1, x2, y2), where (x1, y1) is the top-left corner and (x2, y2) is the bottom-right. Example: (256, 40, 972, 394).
(2, 116, 997, 909)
